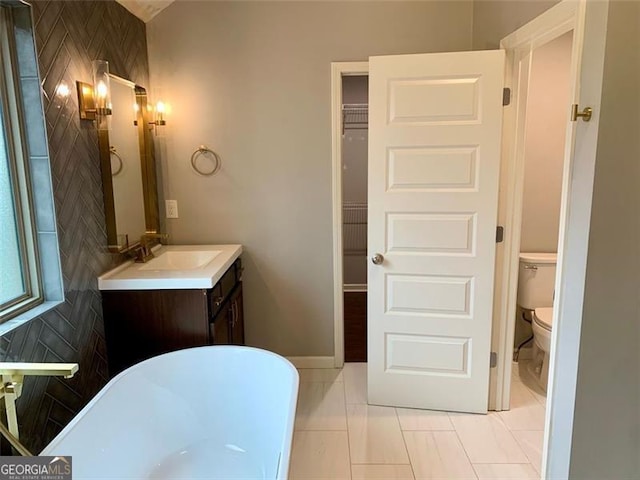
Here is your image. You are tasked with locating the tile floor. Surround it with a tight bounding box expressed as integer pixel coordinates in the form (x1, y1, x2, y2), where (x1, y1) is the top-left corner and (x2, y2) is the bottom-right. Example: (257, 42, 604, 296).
(290, 361, 546, 480)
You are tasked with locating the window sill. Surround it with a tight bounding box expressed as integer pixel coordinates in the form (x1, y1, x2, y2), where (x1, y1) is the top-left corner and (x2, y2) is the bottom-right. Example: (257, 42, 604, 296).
(0, 300, 63, 337)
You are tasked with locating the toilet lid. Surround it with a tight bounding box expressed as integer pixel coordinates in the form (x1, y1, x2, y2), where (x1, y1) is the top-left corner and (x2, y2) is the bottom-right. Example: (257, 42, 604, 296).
(534, 307, 554, 330)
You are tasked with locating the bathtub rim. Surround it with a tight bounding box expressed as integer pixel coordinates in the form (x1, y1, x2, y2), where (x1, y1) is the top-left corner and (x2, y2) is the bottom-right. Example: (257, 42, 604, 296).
(41, 345, 300, 479)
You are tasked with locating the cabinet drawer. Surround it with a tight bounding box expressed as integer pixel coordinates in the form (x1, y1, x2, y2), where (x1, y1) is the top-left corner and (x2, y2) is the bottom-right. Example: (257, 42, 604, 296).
(220, 262, 237, 299)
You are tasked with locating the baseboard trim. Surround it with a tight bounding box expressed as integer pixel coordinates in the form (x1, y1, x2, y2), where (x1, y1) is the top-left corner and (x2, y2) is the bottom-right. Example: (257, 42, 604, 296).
(344, 284, 367, 292)
(286, 356, 336, 369)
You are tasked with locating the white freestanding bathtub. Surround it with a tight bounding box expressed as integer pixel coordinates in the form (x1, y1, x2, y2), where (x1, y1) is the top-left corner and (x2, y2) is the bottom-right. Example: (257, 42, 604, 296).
(41, 346, 299, 479)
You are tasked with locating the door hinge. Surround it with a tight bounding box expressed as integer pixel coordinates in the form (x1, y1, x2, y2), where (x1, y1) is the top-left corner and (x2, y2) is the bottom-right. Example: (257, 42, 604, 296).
(502, 88, 511, 106)
(496, 226, 504, 243)
(490, 352, 498, 368)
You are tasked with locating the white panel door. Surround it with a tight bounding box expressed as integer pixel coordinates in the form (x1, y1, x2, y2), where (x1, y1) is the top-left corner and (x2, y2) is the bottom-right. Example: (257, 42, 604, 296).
(368, 50, 505, 413)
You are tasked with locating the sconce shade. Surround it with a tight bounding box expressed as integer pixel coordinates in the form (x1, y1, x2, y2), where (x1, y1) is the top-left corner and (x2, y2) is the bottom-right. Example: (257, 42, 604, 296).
(149, 100, 167, 134)
(155, 101, 166, 125)
(92, 60, 112, 116)
(76, 60, 113, 128)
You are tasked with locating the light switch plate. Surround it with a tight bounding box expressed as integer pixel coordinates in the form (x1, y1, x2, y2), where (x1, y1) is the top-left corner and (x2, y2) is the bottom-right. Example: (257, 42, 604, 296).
(166, 200, 178, 219)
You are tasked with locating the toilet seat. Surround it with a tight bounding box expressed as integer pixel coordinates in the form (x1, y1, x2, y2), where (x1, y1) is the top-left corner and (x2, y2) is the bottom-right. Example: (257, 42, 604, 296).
(533, 307, 554, 331)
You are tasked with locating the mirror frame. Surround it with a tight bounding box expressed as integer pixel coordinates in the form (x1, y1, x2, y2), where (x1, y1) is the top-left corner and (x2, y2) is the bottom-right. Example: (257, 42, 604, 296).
(97, 76, 159, 253)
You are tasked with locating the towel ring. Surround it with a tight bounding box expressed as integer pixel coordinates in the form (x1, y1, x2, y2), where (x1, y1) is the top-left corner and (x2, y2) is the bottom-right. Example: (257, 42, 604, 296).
(110, 146, 123, 176)
(191, 145, 221, 176)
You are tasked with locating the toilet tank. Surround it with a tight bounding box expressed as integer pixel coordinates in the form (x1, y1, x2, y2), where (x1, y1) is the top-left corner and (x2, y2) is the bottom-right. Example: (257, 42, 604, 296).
(517, 252, 557, 309)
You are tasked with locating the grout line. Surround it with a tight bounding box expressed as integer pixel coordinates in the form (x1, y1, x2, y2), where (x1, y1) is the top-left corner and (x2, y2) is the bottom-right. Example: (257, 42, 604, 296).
(471, 461, 533, 464)
(395, 407, 418, 478)
(342, 366, 354, 480)
(449, 413, 480, 474)
(296, 380, 349, 432)
(471, 463, 541, 480)
(399, 430, 418, 479)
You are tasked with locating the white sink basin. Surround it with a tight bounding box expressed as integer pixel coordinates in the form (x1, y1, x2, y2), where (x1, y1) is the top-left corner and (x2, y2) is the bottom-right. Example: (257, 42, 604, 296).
(139, 250, 221, 271)
(98, 245, 242, 290)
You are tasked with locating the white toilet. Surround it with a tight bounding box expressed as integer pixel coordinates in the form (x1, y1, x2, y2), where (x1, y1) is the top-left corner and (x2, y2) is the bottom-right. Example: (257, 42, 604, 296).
(517, 252, 557, 390)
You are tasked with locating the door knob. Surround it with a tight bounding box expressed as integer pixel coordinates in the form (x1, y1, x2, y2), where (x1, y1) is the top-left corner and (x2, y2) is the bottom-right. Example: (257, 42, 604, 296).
(571, 104, 593, 122)
(371, 253, 384, 265)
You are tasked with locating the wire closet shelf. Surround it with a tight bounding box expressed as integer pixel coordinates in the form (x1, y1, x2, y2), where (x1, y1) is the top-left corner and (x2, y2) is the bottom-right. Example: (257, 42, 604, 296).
(342, 103, 368, 134)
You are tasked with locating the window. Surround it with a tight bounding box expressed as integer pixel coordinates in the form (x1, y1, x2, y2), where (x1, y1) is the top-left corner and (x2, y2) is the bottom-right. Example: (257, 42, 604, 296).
(0, 7, 42, 322)
(0, 4, 63, 330)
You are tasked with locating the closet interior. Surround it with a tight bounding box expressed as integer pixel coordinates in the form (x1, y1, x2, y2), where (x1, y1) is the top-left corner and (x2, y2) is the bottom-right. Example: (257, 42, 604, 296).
(342, 75, 368, 362)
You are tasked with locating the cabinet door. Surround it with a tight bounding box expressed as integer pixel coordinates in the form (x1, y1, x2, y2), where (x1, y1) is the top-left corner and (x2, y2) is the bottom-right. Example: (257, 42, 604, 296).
(103, 289, 209, 375)
(211, 301, 231, 345)
(230, 283, 245, 345)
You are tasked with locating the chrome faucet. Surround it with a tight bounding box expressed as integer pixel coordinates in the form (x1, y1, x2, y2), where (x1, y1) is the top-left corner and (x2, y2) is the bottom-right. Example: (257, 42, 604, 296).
(0, 362, 79, 454)
(134, 232, 169, 263)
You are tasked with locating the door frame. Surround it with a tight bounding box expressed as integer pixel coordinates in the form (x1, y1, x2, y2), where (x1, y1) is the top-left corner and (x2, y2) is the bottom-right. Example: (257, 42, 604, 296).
(495, 0, 610, 477)
(331, 61, 369, 368)
(491, 0, 579, 412)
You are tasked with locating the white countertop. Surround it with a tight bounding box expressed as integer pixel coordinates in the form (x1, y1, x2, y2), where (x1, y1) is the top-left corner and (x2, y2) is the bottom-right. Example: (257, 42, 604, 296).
(98, 245, 242, 290)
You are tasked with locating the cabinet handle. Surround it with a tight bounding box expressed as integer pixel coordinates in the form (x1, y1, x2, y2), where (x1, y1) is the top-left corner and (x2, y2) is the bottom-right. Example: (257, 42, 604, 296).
(214, 296, 224, 307)
(231, 301, 237, 326)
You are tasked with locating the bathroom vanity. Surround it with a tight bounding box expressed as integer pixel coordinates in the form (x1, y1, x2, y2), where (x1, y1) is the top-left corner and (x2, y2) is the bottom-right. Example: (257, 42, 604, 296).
(89, 74, 239, 376)
(98, 245, 244, 375)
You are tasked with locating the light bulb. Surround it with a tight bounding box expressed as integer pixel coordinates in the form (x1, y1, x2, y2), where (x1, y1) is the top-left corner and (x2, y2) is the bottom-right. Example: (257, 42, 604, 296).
(96, 81, 108, 99)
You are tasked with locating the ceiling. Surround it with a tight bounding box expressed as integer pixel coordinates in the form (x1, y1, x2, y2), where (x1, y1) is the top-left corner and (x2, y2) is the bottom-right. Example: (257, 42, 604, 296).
(116, 0, 175, 23)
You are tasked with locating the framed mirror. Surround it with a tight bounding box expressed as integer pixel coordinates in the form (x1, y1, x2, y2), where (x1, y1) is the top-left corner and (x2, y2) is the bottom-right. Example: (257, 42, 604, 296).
(98, 75, 159, 253)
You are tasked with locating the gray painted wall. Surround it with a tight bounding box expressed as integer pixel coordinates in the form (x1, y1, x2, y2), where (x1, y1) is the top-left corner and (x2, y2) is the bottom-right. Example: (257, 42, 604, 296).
(342, 76, 368, 206)
(520, 31, 572, 254)
(147, 1, 473, 356)
(342, 76, 368, 105)
(472, 0, 561, 50)
(569, 1, 640, 477)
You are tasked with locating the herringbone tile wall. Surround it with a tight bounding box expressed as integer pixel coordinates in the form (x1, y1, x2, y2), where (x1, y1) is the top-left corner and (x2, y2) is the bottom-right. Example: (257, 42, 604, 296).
(0, 1, 149, 454)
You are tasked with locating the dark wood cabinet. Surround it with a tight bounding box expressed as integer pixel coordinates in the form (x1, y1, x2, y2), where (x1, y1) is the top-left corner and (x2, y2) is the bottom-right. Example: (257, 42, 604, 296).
(210, 282, 244, 345)
(210, 300, 230, 345)
(103, 257, 244, 376)
(230, 285, 244, 345)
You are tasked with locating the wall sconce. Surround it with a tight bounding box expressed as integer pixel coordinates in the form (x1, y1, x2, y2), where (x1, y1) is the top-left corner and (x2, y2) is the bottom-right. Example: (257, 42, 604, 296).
(149, 101, 167, 135)
(76, 60, 112, 129)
